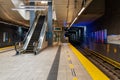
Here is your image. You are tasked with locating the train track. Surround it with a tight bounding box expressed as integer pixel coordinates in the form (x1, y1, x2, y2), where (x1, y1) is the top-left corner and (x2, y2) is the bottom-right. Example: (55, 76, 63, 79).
(75, 45, 120, 80)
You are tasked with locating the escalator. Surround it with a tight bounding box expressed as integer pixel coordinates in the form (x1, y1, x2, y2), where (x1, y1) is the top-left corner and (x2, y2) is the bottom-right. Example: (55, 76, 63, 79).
(15, 14, 46, 55)
(26, 16, 45, 53)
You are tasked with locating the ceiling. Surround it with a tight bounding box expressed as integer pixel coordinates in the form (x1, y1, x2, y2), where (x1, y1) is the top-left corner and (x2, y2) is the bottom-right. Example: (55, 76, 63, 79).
(0, 0, 29, 27)
(0, 0, 105, 28)
(75, 0, 105, 25)
(54, 0, 92, 27)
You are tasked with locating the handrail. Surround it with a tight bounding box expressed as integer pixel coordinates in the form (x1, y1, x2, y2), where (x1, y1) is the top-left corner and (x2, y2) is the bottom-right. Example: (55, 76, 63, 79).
(34, 16, 47, 54)
(23, 27, 31, 43)
(23, 13, 38, 43)
(15, 14, 36, 52)
(33, 41, 39, 55)
(14, 41, 23, 55)
(15, 13, 41, 54)
(22, 13, 41, 50)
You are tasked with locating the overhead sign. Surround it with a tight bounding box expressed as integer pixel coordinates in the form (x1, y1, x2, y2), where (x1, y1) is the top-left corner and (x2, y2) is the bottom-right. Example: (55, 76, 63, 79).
(54, 27, 62, 31)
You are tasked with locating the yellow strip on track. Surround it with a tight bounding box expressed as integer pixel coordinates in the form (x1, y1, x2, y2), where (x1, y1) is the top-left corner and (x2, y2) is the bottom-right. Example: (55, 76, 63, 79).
(69, 43, 110, 80)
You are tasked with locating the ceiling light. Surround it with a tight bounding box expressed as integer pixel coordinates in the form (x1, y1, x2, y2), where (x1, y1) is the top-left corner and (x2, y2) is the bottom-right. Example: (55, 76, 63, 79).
(12, 8, 46, 11)
(78, 7, 85, 16)
(28, 0, 51, 2)
(19, 5, 48, 8)
(0, 21, 20, 27)
(41, 1, 48, 4)
(70, 17, 77, 27)
(53, 10, 57, 20)
(70, 7, 86, 27)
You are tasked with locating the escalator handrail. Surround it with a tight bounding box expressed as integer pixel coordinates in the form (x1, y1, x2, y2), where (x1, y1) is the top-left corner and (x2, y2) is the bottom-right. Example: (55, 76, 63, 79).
(14, 41, 23, 53)
(22, 13, 41, 51)
(23, 14, 39, 43)
(33, 41, 39, 53)
(36, 16, 47, 51)
(14, 13, 41, 53)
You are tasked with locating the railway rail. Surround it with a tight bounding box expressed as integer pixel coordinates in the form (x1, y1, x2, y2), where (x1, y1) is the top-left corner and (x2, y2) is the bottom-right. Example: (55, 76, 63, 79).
(75, 45, 120, 80)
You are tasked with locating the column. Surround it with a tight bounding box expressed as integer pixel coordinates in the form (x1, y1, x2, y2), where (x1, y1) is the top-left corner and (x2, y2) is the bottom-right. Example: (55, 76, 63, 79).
(47, 2, 53, 46)
(30, 1, 35, 28)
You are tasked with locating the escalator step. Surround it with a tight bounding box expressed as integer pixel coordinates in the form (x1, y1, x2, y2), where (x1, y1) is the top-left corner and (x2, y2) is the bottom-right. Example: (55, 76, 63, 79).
(26, 50, 34, 53)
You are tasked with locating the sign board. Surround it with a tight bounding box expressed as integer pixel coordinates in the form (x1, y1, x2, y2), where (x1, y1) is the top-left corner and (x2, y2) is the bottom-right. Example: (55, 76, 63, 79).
(54, 27, 62, 31)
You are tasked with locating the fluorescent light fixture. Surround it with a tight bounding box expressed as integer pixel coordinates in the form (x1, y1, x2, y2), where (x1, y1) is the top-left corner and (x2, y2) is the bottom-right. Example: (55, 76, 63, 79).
(0, 21, 20, 27)
(41, 1, 48, 4)
(70, 17, 77, 27)
(12, 8, 46, 11)
(70, 7, 85, 27)
(20, 5, 48, 8)
(28, 0, 51, 2)
(78, 7, 85, 16)
(53, 10, 57, 20)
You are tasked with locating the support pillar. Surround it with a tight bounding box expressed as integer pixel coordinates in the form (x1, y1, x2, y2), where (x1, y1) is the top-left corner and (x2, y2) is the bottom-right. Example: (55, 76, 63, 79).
(47, 2, 53, 46)
(30, 2, 35, 28)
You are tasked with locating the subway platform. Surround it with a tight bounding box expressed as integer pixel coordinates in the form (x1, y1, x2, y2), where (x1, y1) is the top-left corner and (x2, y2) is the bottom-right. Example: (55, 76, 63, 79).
(0, 43, 109, 80)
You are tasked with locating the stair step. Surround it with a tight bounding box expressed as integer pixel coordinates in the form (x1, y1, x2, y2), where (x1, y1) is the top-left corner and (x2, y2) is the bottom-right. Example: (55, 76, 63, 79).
(26, 50, 34, 53)
(27, 47, 34, 50)
(27, 46, 34, 49)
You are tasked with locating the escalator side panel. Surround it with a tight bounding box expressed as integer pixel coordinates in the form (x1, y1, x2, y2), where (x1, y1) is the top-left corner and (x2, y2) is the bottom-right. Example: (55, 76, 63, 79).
(26, 16, 45, 52)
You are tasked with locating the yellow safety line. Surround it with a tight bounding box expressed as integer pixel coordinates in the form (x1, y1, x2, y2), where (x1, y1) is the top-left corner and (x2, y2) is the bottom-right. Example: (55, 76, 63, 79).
(67, 51, 69, 54)
(0, 46, 14, 50)
(68, 57, 71, 61)
(66, 51, 78, 80)
(73, 77, 78, 80)
(69, 43, 110, 80)
(69, 64, 74, 69)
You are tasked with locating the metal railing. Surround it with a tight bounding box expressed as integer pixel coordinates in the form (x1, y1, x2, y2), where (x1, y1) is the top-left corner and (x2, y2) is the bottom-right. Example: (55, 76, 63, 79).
(33, 41, 39, 55)
(34, 16, 47, 54)
(15, 41, 24, 54)
(15, 13, 41, 54)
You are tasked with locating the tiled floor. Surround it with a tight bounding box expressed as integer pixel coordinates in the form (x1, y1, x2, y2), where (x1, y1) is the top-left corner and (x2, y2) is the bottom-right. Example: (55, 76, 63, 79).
(59, 43, 92, 80)
(0, 43, 92, 80)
